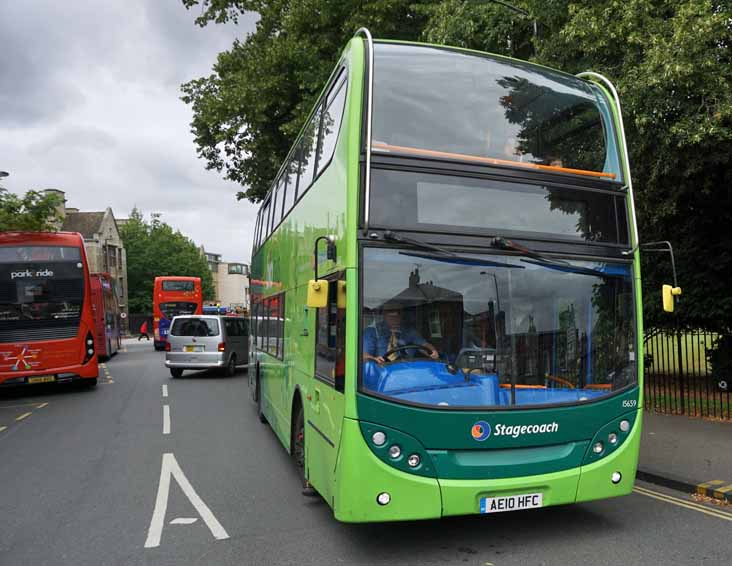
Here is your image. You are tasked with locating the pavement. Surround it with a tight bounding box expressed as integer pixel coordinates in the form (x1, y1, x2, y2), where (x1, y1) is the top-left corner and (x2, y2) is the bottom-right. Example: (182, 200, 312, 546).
(639, 411, 732, 502)
(1, 340, 731, 565)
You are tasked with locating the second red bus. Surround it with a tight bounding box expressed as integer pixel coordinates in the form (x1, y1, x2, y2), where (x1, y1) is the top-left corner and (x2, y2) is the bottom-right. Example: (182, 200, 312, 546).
(89, 272, 122, 360)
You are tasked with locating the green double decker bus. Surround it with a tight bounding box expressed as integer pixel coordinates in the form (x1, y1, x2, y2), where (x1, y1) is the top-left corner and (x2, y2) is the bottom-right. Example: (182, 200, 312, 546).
(249, 30, 649, 522)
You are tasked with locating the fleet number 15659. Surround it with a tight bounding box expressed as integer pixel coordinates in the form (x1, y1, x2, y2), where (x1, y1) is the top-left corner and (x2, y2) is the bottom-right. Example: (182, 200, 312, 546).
(622, 399, 637, 408)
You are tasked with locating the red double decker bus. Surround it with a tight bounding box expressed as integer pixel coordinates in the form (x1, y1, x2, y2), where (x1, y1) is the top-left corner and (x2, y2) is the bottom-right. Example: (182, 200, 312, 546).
(152, 276, 202, 350)
(89, 272, 122, 360)
(0, 232, 99, 387)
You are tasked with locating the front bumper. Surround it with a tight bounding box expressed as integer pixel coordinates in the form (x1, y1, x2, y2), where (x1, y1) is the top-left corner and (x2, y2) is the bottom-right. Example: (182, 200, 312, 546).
(333, 413, 641, 522)
(0, 366, 98, 387)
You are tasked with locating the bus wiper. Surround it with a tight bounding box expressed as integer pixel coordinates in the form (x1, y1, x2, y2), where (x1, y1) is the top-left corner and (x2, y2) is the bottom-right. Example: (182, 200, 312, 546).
(490, 237, 570, 267)
(383, 230, 456, 257)
(398, 250, 521, 269)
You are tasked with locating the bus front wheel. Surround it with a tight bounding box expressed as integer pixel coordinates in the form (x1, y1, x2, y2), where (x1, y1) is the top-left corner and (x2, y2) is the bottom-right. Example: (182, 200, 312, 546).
(291, 401, 305, 483)
(257, 370, 267, 424)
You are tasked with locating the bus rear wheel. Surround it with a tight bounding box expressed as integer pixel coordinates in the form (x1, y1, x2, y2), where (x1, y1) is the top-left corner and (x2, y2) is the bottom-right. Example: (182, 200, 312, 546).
(170, 368, 183, 379)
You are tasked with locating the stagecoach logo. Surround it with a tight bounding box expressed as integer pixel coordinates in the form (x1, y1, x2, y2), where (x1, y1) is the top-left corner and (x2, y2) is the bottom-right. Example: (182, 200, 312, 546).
(471, 421, 491, 441)
(471, 421, 560, 441)
(10, 268, 54, 279)
(4, 345, 41, 371)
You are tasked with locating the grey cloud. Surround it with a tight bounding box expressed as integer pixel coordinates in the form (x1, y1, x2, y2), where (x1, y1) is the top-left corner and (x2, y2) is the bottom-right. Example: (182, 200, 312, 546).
(0, 0, 258, 262)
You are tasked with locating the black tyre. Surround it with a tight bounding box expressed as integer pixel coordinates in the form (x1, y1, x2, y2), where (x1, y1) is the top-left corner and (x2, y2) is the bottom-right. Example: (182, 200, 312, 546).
(170, 368, 183, 379)
(84, 378, 98, 388)
(257, 372, 267, 424)
(292, 402, 305, 483)
(224, 354, 236, 377)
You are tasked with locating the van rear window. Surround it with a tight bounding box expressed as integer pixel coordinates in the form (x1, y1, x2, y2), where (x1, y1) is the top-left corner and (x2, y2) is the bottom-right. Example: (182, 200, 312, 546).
(170, 318, 219, 337)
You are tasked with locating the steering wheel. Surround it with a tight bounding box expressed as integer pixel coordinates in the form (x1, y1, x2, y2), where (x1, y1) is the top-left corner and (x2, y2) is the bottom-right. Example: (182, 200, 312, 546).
(382, 344, 434, 362)
(545, 374, 575, 389)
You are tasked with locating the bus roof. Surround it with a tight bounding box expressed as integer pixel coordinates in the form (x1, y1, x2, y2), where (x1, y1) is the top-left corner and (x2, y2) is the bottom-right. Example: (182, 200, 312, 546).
(0, 231, 85, 246)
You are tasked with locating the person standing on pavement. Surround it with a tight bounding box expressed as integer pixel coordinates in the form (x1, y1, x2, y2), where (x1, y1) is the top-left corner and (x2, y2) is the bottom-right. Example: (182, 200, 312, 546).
(138, 320, 150, 341)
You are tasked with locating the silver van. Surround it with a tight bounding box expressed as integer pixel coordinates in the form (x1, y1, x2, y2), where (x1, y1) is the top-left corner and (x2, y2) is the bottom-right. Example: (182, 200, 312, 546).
(164, 315, 248, 378)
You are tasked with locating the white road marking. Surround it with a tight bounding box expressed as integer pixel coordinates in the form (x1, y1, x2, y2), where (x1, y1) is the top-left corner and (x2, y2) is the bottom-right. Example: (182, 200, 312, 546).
(170, 518, 198, 525)
(163, 405, 170, 435)
(162, 384, 168, 398)
(0, 426, 7, 433)
(144, 453, 229, 548)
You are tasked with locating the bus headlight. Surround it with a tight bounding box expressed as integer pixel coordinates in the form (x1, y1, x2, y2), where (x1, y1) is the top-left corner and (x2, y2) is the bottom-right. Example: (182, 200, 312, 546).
(611, 472, 622, 484)
(86, 338, 94, 346)
(376, 492, 391, 506)
(388, 445, 401, 459)
(372, 431, 386, 446)
(619, 419, 630, 432)
(608, 432, 618, 445)
(407, 454, 421, 468)
(592, 441, 604, 454)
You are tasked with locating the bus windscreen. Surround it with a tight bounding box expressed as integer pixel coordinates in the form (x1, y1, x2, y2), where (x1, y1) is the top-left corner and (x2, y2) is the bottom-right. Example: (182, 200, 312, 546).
(0, 246, 84, 324)
(372, 43, 623, 181)
(162, 281, 195, 292)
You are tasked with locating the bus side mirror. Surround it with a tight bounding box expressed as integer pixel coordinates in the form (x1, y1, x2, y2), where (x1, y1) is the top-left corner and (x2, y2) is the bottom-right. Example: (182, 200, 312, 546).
(662, 284, 682, 313)
(337, 280, 347, 309)
(307, 280, 329, 308)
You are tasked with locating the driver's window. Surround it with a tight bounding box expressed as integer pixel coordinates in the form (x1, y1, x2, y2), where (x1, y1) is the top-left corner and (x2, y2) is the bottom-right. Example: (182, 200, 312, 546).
(315, 272, 345, 392)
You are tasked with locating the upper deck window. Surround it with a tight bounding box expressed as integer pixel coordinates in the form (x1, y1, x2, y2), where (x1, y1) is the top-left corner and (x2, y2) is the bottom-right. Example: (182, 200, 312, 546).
(372, 43, 622, 183)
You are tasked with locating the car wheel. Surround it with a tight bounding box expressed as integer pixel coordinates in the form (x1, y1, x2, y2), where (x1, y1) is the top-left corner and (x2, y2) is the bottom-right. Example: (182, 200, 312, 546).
(224, 354, 236, 377)
(170, 368, 183, 379)
(84, 378, 98, 388)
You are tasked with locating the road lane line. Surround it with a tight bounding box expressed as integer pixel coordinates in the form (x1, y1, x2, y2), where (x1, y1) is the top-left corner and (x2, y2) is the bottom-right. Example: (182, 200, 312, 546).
(634, 487, 732, 521)
(170, 518, 198, 525)
(144, 453, 229, 548)
(37, 402, 48, 409)
(0, 426, 7, 433)
(16, 412, 32, 421)
(162, 384, 168, 398)
(0, 402, 45, 410)
(163, 405, 170, 435)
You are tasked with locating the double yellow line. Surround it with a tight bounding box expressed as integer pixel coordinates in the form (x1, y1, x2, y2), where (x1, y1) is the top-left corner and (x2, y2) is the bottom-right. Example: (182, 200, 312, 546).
(634, 485, 732, 522)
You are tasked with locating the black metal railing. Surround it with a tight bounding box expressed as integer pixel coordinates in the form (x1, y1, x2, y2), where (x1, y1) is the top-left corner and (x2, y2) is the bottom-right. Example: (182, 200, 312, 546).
(643, 328, 731, 420)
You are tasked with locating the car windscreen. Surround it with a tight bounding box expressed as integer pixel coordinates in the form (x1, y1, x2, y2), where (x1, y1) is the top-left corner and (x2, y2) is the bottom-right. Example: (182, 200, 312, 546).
(170, 318, 220, 337)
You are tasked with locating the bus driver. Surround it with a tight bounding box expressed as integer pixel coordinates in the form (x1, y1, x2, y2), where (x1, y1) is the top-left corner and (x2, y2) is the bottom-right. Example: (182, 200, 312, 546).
(363, 303, 439, 364)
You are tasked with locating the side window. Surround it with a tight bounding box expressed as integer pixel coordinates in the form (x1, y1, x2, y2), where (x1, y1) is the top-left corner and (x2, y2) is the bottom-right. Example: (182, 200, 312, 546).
(225, 319, 239, 337)
(254, 213, 261, 249)
(299, 106, 323, 196)
(239, 319, 248, 336)
(315, 273, 346, 392)
(270, 181, 280, 232)
(261, 200, 271, 241)
(282, 153, 299, 216)
(317, 74, 347, 177)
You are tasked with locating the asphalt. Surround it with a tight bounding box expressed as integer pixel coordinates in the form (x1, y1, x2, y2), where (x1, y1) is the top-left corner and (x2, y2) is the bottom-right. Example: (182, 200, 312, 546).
(0, 339, 731, 566)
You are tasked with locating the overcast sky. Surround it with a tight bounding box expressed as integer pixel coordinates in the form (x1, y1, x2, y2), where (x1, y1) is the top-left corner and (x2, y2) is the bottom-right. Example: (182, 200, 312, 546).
(1, 0, 259, 263)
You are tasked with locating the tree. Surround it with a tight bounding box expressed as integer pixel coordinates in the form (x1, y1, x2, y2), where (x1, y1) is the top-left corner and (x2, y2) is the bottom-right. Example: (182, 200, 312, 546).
(120, 208, 215, 313)
(0, 189, 63, 231)
(181, 0, 732, 331)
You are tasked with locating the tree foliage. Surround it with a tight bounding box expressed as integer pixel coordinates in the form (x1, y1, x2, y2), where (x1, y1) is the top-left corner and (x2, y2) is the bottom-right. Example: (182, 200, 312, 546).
(0, 189, 63, 232)
(181, 0, 732, 331)
(119, 208, 215, 313)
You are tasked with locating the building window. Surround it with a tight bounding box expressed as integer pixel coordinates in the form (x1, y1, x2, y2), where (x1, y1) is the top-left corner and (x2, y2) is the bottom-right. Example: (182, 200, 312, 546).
(228, 263, 247, 275)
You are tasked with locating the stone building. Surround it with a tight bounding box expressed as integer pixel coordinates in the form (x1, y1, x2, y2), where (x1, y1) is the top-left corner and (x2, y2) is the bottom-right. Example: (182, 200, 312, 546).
(44, 189, 129, 324)
(201, 248, 249, 310)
